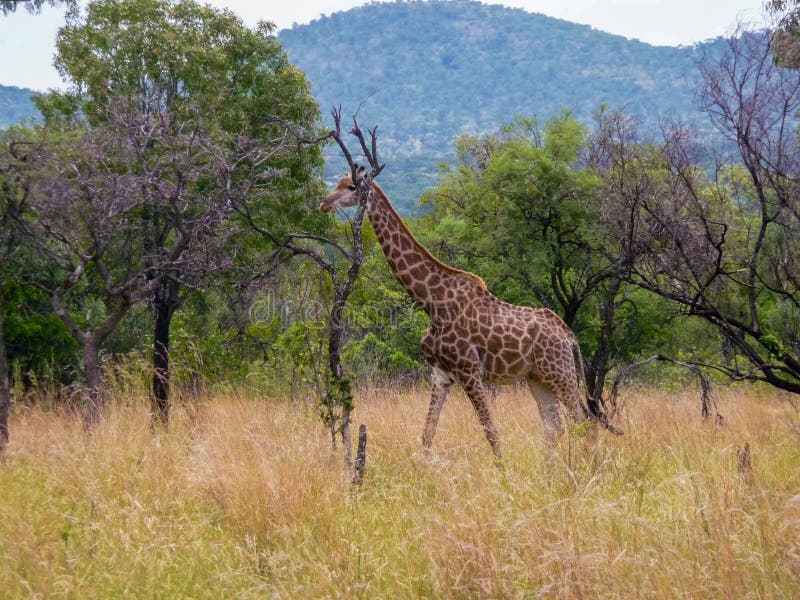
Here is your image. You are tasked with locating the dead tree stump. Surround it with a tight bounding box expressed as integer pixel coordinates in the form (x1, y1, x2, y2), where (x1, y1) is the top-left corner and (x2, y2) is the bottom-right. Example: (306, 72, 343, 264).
(737, 442, 753, 483)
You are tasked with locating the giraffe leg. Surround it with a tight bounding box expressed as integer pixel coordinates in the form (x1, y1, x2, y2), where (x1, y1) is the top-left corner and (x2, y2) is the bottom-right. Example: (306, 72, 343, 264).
(527, 379, 564, 446)
(462, 378, 502, 459)
(422, 367, 453, 450)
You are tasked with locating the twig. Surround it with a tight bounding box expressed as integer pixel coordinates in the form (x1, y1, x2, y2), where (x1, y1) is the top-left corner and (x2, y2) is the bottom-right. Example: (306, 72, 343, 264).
(607, 354, 724, 423)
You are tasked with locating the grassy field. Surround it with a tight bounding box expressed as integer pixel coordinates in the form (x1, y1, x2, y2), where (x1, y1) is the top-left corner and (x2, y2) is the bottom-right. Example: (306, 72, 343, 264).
(1, 385, 799, 598)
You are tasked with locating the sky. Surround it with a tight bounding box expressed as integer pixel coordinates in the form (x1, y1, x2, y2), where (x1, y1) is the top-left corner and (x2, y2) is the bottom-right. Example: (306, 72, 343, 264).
(0, 0, 769, 91)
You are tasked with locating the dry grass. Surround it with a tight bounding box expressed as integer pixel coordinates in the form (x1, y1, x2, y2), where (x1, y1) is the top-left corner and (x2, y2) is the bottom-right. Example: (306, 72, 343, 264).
(1, 385, 799, 598)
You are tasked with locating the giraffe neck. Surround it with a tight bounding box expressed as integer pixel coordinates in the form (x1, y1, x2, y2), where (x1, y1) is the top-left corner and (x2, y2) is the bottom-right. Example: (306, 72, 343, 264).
(365, 183, 485, 313)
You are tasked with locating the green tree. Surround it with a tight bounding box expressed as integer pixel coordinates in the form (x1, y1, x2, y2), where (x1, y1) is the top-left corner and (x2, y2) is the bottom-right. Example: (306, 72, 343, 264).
(423, 115, 641, 403)
(769, 0, 800, 66)
(40, 0, 321, 423)
(0, 132, 36, 448)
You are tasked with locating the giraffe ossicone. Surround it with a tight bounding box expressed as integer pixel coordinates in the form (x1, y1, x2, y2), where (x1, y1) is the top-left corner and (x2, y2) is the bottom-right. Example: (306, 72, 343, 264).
(321, 173, 604, 458)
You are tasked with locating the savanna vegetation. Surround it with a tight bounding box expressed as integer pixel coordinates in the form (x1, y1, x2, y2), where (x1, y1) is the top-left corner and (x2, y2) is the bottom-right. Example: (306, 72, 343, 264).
(1, 387, 799, 597)
(1, 0, 800, 596)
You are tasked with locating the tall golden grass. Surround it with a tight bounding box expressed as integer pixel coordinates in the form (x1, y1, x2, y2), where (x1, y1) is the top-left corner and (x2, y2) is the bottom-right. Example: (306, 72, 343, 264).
(1, 385, 799, 598)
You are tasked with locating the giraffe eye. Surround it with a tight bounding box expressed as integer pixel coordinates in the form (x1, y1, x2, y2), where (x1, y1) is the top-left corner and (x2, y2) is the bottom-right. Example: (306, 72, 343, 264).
(347, 185, 357, 191)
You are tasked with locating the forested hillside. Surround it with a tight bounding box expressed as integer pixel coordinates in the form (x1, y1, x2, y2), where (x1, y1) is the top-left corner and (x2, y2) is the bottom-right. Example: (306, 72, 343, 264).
(279, 0, 726, 209)
(2, 1, 728, 209)
(0, 85, 39, 128)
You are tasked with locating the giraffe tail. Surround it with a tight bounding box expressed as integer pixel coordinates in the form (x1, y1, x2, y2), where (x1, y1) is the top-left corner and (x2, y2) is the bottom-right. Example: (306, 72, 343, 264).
(570, 338, 594, 419)
(571, 339, 623, 435)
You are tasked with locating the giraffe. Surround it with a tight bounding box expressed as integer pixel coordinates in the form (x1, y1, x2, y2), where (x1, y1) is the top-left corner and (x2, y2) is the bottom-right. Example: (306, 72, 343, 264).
(320, 167, 599, 459)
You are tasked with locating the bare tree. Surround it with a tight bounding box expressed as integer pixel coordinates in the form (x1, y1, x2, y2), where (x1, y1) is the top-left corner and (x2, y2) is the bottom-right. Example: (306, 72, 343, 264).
(604, 29, 800, 394)
(318, 111, 383, 472)
(234, 107, 383, 474)
(42, 0, 322, 426)
(24, 102, 271, 422)
(134, 112, 302, 426)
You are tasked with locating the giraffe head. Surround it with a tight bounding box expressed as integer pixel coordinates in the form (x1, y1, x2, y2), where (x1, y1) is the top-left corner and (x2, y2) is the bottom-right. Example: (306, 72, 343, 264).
(319, 166, 367, 212)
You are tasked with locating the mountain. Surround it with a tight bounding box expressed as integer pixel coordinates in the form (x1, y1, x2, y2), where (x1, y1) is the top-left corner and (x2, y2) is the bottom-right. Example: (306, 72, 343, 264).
(2, 1, 729, 212)
(280, 0, 726, 211)
(0, 85, 39, 129)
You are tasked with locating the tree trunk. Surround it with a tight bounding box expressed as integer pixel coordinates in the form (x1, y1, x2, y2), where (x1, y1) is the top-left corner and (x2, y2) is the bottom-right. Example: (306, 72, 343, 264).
(341, 404, 353, 473)
(328, 290, 353, 472)
(588, 279, 622, 404)
(328, 291, 346, 379)
(151, 279, 180, 426)
(82, 339, 104, 426)
(352, 424, 367, 485)
(0, 288, 10, 451)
